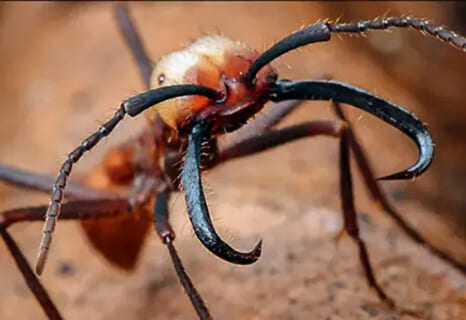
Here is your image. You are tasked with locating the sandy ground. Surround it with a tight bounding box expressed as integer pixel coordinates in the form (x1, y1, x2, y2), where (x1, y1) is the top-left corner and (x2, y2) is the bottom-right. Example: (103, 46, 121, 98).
(0, 2, 465, 320)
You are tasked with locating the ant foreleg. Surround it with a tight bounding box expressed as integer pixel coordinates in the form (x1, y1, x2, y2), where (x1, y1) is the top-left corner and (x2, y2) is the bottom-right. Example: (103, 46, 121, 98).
(227, 100, 302, 147)
(154, 191, 212, 320)
(218, 120, 341, 162)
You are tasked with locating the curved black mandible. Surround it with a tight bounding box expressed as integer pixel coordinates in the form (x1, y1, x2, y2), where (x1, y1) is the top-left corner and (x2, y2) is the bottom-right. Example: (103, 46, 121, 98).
(181, 122, 262, 264)
(270, 79, 434, 180)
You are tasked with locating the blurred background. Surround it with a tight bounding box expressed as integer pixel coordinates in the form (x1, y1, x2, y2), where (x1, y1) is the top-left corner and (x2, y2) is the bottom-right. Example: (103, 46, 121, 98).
(0, 2, 464, 319)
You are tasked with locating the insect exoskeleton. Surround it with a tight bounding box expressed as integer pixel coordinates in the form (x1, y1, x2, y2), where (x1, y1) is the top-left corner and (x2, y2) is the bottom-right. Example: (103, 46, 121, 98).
(146, 35, 278, 135)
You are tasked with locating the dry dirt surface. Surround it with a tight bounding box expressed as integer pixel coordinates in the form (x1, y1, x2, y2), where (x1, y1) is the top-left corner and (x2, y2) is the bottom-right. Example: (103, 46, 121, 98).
(0, 2, 465, 320)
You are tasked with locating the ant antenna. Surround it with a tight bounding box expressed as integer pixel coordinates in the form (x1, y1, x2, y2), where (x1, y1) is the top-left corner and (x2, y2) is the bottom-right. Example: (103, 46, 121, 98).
(245, 17, 466, 82)
(36, 85, 221, 275)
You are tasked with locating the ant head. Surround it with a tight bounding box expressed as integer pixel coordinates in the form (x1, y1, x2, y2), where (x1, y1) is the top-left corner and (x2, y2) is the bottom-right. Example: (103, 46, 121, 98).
(146, 35, 277, 136)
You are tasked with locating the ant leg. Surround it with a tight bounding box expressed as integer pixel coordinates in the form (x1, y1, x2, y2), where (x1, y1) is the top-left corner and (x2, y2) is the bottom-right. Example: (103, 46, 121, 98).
(331, 102, 466, 274)
(0, 198, 128, 320)
(0, 227, 63, 320)
(1, 198, 128, 227)
(214, 116, 463, 305)
(269, 79, 462, 271)
(216, 122, 394, 306)
(217, 121, 394, 303)
(227, 100, 302, 146)
(154, 191, 212, 320)
(113, 3, 153, 89)
(0, 163, 116, 200)
(338, 127, 394, 306)
(218, 120, 341, 162)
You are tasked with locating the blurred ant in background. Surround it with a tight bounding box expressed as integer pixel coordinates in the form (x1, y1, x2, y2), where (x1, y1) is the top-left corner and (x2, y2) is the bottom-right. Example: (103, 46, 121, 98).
(0, 4, 465, 320)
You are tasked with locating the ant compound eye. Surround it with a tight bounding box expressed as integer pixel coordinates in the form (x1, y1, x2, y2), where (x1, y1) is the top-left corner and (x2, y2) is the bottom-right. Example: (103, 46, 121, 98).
(215, 91, 227, 104)
(157, 74, 165, 85)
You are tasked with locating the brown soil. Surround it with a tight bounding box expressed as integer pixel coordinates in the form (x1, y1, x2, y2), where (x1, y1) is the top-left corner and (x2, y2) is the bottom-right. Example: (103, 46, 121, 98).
(0, 2, 465, 320)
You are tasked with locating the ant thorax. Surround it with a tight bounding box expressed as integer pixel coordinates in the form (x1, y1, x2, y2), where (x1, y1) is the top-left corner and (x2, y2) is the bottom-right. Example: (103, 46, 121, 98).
(146, 35, 277, 135)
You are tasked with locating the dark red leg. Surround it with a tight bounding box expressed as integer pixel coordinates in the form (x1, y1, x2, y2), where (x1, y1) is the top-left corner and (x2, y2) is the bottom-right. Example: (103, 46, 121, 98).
(0, 226, 63, 320)
(338, 127, 394, 306)
(0, 163, 117, 200)
(113, 3, 153, 89)
(1, 198, 128, 227)
(331, 102, 465, 274)
(217, 120, 396, 303)
(0, 198, 129, 320)
(218, 120, 340, 162)
(218, 121, 393, 302)
(154, 191, 212, 320)
(226, 100, 302, 147)
(231, 77, 336, 145)
(214, 115, 463, 309)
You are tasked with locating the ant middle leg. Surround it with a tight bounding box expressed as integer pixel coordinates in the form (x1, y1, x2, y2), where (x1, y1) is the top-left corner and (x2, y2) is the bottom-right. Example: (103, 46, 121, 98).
(218, 120, 341, 162)
(226, 100, 303, 147)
